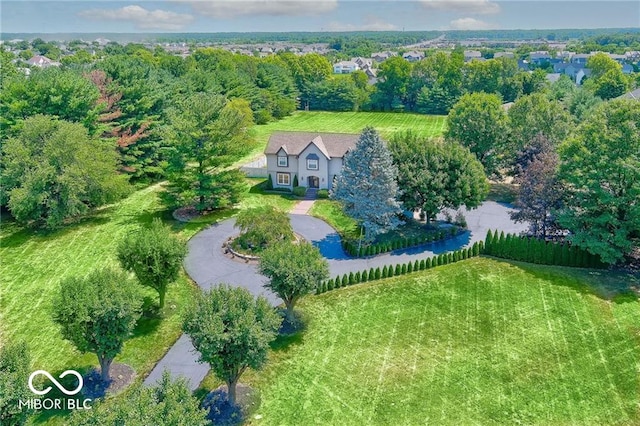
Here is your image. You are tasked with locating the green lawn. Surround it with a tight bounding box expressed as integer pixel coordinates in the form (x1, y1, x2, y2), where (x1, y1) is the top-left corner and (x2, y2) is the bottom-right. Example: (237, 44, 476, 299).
(0, 189, 203, 394)
(239, 258, 640, 425)
(240, 111, 447, 163)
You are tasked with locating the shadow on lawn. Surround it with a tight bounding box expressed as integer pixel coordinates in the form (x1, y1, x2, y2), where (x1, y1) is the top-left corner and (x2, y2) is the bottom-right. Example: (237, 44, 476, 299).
(513, 261, 640, 302)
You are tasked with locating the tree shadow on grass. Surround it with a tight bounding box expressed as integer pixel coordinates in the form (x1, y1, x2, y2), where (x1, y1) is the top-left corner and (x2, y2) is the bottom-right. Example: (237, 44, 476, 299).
(505, 260, 640, 302)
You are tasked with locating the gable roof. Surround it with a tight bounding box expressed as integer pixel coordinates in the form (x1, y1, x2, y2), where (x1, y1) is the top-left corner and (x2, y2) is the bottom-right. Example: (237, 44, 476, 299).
(617, 88, 640, 100)
(265, 132, 359, 159)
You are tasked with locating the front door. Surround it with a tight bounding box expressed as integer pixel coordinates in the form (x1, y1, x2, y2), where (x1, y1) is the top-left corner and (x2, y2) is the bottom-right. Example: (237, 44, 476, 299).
(308, 176, 319, 188)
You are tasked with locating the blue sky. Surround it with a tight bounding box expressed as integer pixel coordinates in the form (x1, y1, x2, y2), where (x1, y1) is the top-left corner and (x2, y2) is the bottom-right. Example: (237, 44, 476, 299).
(1, 1, 638, 33)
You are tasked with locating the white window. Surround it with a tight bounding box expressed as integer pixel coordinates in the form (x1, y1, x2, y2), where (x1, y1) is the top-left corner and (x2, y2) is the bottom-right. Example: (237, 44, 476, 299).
(277, 156, 288, 167)
(307, 159, 318, 170)
(276, 173, 290, 186)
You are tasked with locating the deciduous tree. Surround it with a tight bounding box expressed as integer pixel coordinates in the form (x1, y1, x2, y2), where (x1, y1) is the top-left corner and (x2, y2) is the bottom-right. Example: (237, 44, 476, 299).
(117, 218, 186, 309)
(183, 285, 281, 406)
(445, 92, 508, 176)
(70, 372, 207, 425)
(557, 100, 640, 264)
(259, 241, 329, 324)
(54, 268, 142, 382)
(0, 341, 32, 426)
(390, 133, 488, 224)
(331, 127, 402, 241)
(1, 115, 128, 227)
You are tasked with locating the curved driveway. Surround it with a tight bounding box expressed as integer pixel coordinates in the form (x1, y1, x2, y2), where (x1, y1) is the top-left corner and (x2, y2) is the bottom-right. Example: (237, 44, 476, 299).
(144, 201, 526, 390)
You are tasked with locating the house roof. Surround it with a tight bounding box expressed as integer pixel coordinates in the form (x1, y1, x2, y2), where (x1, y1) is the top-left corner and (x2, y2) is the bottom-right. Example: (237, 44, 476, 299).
(265, 132, 360, 159)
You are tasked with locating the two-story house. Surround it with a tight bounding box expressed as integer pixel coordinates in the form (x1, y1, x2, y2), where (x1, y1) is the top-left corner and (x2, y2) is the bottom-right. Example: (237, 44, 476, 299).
(264, 132, 359, 190)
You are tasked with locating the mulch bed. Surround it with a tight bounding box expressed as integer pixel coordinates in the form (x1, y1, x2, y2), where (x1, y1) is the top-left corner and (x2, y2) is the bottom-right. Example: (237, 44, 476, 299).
(173, 206, 202, 222)
(82, 363, 136, 399)
(201, 383, 261, 426)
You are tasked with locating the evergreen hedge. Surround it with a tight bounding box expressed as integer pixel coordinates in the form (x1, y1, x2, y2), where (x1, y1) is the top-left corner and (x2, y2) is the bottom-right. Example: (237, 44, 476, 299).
(483, 230, 605, 268)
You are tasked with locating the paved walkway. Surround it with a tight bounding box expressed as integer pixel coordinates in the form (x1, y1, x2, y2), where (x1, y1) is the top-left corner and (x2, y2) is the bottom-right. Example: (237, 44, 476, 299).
(144, 201, 527, 390)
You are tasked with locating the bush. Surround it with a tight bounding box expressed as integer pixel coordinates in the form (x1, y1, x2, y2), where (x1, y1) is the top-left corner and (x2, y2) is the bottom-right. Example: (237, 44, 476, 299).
(317, 189, 329, 199)
(265, 174, 273, 190)
(426, 258, 432, 269)
(342, 275, 349, 287)
(454, 210, 467, 228)
(382, 266, 388, 278)
(293, 174, 299, 187)
(293, 186, 307, 197)
(374, 267, 381, 280)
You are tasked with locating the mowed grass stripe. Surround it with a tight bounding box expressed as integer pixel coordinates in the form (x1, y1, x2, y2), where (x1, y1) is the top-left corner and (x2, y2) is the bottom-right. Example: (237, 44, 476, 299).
(0, 184, 196, 377)
(247, 258, 640, 425)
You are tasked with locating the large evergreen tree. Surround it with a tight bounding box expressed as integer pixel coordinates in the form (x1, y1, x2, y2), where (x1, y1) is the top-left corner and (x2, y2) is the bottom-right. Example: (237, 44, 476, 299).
(165, 93, 254, 212)
(331, 127, 402, 241)
(556, 99, 639, 264)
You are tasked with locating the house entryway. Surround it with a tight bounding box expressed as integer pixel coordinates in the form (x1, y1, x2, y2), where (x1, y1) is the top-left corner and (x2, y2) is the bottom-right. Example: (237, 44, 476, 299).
(307, 176, 319, 188)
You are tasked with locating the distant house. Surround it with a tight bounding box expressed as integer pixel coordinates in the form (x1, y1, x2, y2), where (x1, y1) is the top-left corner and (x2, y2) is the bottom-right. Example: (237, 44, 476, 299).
(529, 51, 551, 62)
(517, 60, 530, 71)
(352, 57, 372, 68)
(333, 60, 360, 74)
(608, 53, 626, 63)
(545, 73, 562, 83)
(402, 51, 424, 62)
(264, 132, 359, 190)
(464, 50, 482, 61)
(576, 68, 591, 85)
(493, 52, 514, 59)
(371, 51, 396, 63)
(622, 63, 634, 74)
(571, 53, 591, 65)
(27, 55, 60, 68)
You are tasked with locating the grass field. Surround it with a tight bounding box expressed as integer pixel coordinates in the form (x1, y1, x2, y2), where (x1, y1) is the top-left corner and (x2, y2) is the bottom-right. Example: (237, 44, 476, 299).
(240, 111, 447, 163)
(236, 258, 640, 425)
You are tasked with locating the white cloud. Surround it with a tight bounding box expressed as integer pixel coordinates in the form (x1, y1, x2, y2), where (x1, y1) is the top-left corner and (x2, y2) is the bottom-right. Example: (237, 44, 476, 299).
(177, 0, 338, 19)
(421, 0, 500, 15)
(327, 15, 397, 31)
(449, 17, 495, 30)
(79, 5, 194, 30)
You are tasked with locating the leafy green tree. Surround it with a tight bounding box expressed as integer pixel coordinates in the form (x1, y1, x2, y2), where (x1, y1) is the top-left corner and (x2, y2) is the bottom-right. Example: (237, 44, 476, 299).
(0, 341, 32, 426)
(183, 285, 281, 406)
(54, 268, 142, 382)
(259, 241, 329, 324)
(117, 218, 186, 309)
(0, 67, 100, 137)
(374, 56, 412, 110)
(390, 133, 488, 224)
(69, 372, 207, 426)
(592, 68, 629, 100)
(331, 127, 402, 241)
(557, 100, 640, 264)
(165, 93, 254, 211)
(1, 115, 128, 227)
(445, 92, 508, 176)
(507, 93, 571, 164)
(235, 206, 293, 251)
(511, 143, 563, 238)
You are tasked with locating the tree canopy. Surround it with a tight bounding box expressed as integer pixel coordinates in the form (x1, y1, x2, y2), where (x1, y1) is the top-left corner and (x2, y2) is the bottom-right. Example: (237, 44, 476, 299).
(1, 115, 128, 228)
(165, 93, 254, 211)
(331, 127, 402, 241)
(0, 341, 32, 426)
(53, 268, 142, 382)
(183, 285, 281, 406)
(117, 218, 186, 309)
(390, 133, 488, 224)
(234, 206, 293, 252)
(445, 92, 508, 176)
(556, 100, 640, 264)
(259, 241, 330, 324)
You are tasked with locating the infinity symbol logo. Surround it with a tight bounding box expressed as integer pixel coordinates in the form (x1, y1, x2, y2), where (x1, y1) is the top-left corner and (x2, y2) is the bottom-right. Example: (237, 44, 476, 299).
(28, 370, 83, 396)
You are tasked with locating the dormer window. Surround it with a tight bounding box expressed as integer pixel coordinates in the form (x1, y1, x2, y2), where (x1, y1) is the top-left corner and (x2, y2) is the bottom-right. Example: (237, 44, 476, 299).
(277, 156, 288, 167)
(306, 153, 319, 170)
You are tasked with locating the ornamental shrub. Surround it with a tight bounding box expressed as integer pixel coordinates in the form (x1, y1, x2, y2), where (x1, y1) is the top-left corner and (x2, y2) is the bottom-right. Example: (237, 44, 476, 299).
(348, 272, 355, 285)
(293, 174, 299, 187)
(293, 186, 306, 197)
(317, 189, 329, 199)
(374, 267, 381, 280)
(354, 271, 361, 283)
(341, 274, 349, 287)
(382, 266, 388, 278)
(425, 258, 431, 269)
(401, 263, 407, 274)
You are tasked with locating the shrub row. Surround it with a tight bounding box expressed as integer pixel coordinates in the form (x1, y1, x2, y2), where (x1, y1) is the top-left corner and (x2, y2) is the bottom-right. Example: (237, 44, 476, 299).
(292, 186, 307, 197)
(484, 230, 606, 268)
(316, 241, 483, 295)
(342, 227, 459, 258)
